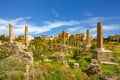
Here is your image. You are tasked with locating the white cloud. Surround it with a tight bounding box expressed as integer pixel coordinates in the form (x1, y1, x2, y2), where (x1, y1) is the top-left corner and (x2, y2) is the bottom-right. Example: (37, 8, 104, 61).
(0, 16, 120, 38)
(67, 27, 85, 33)
(66, 17, 120, 37)
(0, 17, 80, 36)
(67, 27, 79, 32)
(88, 24, 120, 37)
(28, 20, 81, 34)
(89, 24, 120, 33)
(103, 25, 120, 30)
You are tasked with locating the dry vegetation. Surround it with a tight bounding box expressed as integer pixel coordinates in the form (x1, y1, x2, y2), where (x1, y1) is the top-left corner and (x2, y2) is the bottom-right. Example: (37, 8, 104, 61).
(0, 37, 120, 80)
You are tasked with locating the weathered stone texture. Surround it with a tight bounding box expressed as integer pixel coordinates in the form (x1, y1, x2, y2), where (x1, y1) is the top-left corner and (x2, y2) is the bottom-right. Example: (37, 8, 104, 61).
(93, 50, 113, 61)
(86, 29, 90, 46)
(96, 22, 104, 51)
(9, 24, 13, 43)
(93, 22, 113, 61)
(25, 26, 29, 47)
(1, 41, 33, 64)
(85, 29, 91, 51)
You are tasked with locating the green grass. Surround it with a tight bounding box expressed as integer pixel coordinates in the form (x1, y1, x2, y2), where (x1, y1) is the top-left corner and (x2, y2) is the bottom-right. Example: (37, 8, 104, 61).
(101, 64, 116, 76)
(101, 64, 120, 76)
(1, 40, 120, 80)
(0, 50, 12, 60)
(104, 42, 120, 63)
(31, 61, 90, 80)
(0, 55, 26, 80)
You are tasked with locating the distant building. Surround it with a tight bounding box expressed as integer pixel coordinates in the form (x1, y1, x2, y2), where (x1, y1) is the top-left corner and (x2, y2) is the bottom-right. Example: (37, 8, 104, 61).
(33, 31, 93, 45)
(15, 35, 34, 41)
(69, 33, 85, 41)
(108, 34, 120, 42)
(15, 36, 24, 41)
(52, 37, 58, 43)
(69, 34, 76, 41)
(69, 33, 85, 45)
(58, 31, 69, 44)
(34, 35, 54, 40)
(73, 33, 85, 41)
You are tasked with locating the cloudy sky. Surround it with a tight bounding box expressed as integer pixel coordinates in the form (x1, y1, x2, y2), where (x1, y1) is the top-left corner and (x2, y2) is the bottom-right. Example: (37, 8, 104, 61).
(0, 0, 120, 38)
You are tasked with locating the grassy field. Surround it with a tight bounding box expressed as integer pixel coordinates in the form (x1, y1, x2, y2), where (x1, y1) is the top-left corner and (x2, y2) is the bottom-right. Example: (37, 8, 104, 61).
(0, 40, 120, 80)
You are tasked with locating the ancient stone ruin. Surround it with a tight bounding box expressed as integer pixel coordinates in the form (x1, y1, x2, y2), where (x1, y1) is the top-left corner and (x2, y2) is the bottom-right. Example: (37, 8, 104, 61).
(1, 41, 34, 64)
(93, 22, 113, 61)
(58, 31, 69, 45)
(86, 59, 101, 74)
(85, 29, 91, 51)
(9, 24, 29, 47)
(1, 24, 33, 64)
(25, 26, 29, 47)
(96, 22, 104, 51)
(9, 24, 13, 43)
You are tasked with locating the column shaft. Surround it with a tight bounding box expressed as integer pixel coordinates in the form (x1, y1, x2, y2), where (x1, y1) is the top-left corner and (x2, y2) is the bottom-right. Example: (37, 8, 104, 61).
(97, 22, 103, 49)
(9, 24, 13, 43)
(25, 26, 28, 47)
(86, 29, 90, 46)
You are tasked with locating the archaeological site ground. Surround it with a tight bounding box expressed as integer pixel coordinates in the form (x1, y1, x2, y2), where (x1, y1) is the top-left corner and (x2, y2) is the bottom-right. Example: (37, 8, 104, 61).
(0, 22, 120, 80)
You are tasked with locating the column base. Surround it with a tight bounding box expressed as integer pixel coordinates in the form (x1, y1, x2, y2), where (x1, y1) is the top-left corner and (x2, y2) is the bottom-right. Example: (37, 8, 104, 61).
(95, 48, 105, 51)
(93, 48, 113, 61)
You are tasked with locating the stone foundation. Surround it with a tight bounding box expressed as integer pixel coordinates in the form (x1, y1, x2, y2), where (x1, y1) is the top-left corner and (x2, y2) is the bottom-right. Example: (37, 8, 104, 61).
(93, 22, 113, 61)
(93, 49, 113, 61)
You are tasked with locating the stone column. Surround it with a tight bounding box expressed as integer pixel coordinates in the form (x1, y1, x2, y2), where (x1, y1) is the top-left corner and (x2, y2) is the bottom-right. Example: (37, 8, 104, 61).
(93, 22, 113, 61)
(86, 29, 91, 46)
(9, 24, 13, 43)
(96, 22, 104, 51)
(25, 26, 29, 47)
(85, 29, 91, 51)
(63, 31, 65, 45)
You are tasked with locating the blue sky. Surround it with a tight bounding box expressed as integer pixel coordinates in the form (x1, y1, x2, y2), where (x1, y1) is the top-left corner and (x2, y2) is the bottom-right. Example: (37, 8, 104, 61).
(0, 0, 120, 38)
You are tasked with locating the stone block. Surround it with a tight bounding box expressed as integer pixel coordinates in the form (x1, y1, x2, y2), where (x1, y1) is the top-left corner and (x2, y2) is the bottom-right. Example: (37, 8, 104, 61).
(93, 49, 113, 61)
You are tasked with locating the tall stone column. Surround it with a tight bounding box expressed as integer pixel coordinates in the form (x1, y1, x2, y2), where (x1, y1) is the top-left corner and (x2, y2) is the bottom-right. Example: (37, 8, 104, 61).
(93, 22, 113, 61)
(25, 26, 29, 47)
(9, 24, 13, 43)
(86, 29, 91, 46)
(96, 22, 104, 51)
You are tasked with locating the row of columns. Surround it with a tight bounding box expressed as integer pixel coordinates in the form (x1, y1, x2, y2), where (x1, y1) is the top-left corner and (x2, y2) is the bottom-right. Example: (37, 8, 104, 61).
(9, 24, 29, 47)
(9, 22, 103, 49)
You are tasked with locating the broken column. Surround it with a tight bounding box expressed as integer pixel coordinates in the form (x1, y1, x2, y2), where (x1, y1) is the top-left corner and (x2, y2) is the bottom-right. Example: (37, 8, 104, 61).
(85, 29, 91, 51)
(9, 24, 13, 43)
(93, 22, 113, 61)
(25, 26, 29, 47)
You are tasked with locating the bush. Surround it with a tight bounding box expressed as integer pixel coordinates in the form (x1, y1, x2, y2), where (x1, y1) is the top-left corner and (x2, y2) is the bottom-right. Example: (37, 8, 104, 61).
(79, 59, 89, 69)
